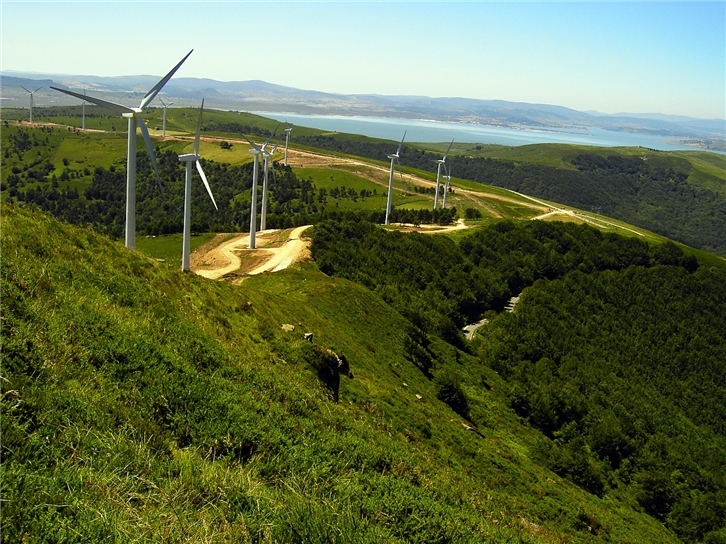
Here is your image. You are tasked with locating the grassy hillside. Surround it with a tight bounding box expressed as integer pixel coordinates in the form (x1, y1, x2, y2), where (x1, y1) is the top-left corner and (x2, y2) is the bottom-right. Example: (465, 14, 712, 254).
(1, 203, 684, 543)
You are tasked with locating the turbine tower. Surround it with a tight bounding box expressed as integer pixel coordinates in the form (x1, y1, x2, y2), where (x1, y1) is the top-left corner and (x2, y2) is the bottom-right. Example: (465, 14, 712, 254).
(21, 86, 42, 123)
(442, 162, 452, 208)
(260, 128, 280, 231)
(51, 50, 193, 249)
(159, 97, 175, 138)
(385, 131, 406, 225)
(243, 131, 277, 249)
(434, 139, 454, 209)
(82, 89, 86, 130)
(178, 100, 217, 271)
(283, 126, 293, 166)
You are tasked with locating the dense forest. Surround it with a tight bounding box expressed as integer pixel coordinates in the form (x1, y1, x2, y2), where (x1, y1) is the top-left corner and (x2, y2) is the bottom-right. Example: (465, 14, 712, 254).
(4, 140, 454, 238)
(295, 134, 726, 255)
(311, 219, 726, 543)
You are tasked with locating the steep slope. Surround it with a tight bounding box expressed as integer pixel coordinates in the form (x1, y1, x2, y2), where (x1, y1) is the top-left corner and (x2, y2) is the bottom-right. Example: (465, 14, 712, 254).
(1, 204, 681, 543)
(307, 218, 726, 544)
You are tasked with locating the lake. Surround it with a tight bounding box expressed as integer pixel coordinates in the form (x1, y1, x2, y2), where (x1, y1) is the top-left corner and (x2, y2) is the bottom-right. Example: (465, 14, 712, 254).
(253, 111, 707, 152)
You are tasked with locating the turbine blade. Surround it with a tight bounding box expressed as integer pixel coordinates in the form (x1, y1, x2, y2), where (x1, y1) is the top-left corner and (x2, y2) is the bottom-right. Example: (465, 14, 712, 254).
(244, 136, 262, 152)
(21, 86, 31, 93)
(196, 161, 218, 210)
(159, 97, 167, 107)
(138, 118, 163, 192)
(33, 87, 42, 94)
(194, 99, 204, 156)
(262, 124, 280, 149)
(443, 138, 454, 160)
(139, 49, 193, 110)
(50, 86, 134, 115)
(270, 138, 281, 154)
(396, 157, 404, 184)
(396, 130, 407, 155)
(442, 161, 449, 177)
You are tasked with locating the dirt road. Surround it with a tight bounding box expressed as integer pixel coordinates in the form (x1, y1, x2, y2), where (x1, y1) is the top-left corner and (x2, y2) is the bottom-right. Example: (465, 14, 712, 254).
(191, 225, 312, 280)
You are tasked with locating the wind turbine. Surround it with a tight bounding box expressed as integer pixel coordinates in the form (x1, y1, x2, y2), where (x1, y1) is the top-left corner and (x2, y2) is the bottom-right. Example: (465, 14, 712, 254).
(178, 99, 217, 271)
(283, 125, 293, 166)
(385, 131, 406, 225)
(260, 130, 281, 231)
(260, 140, 281, 232)
(442, 161, 452, 208)
(434, 139, 454, 210)
(159, 97, 175, 138)
(21, 86, 42, 123)
(244, 130, 277, 249)
(51, 50, 193, 249)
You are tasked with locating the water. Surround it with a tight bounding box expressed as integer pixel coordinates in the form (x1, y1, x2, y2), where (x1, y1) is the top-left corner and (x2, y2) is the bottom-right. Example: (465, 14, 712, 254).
(253, 111, 711, 152)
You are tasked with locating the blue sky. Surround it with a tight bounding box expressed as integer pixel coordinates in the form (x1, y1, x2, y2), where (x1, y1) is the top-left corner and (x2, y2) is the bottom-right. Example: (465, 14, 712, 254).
(2, 1, 724, 119)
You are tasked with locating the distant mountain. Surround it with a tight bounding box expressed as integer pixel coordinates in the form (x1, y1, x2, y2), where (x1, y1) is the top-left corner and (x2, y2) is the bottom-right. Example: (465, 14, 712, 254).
(2, 71, 724, 141)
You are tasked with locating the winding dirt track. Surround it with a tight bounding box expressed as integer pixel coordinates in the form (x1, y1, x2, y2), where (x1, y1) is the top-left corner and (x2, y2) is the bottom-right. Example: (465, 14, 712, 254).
(191, 225, 312, 280)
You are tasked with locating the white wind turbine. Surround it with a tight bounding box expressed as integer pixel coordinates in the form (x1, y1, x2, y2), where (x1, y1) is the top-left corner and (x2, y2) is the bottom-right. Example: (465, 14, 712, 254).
(51, 50, 193, 249)
(434, 139, 454, 209)
(283, 125, 293, 166)
(385, 131, 406, 225)
(442, 161, 452, 208)
(159, 97, 175, 138)
(244, 131, 277, 249)
(260, 130, 281, 231)
(21, 86, 42, 123)
(178, 100, 217, 271)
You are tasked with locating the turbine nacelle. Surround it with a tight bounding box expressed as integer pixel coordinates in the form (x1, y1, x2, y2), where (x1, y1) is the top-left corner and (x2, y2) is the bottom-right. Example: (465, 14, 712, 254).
(178, 153, 200, 161)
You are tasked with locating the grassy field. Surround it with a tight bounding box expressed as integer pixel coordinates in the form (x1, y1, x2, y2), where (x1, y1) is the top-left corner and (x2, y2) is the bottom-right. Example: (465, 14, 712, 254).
(295, 166, 435, 211)
(134, 232, 219, 263)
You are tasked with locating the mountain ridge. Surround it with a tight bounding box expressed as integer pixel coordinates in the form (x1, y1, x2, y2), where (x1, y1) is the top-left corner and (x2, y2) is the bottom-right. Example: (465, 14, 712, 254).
(2, 72, 723, 140)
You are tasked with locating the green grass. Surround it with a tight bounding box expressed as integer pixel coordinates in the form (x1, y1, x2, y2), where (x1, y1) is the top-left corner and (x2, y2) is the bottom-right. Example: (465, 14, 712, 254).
(134, 232, 219, 263)
(51, 132, 128, 172)
(298, 167, 382, 193)
(1, 202, 683, 542)
(295, 166, 434, 211)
